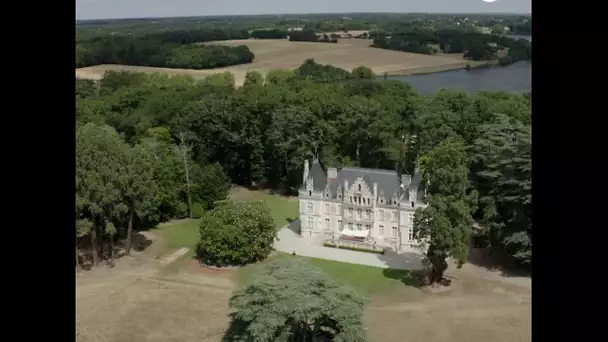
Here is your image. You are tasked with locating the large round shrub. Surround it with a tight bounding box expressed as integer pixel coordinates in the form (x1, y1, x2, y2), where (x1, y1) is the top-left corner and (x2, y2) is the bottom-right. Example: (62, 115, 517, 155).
(195, 200, 276, 266)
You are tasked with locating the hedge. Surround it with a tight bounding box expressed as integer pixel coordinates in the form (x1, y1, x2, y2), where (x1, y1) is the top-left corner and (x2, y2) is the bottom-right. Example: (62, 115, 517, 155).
(323, 242, 384, 255)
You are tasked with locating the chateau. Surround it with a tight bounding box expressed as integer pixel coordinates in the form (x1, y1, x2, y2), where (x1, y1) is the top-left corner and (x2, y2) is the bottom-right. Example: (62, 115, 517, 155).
(298, 159, 427, 253)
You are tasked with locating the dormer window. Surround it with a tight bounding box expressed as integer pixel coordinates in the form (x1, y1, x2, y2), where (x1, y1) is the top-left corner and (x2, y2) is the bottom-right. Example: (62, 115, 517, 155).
(326, 192, 329, 198)
(380, 199, 384, 204)
(411, 201, 414, 208)
(309, 191, 312, 196)
(358, 184, 361, 192)
(338, 194, 342, 199)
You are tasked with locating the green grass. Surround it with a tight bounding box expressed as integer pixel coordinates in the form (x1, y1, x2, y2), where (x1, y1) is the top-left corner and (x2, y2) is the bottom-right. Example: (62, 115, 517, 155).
(158, 219, 201, 250)
(155, 190, 298, 254)
(236, 253, 425, 296)
(229, 189, 299, 229)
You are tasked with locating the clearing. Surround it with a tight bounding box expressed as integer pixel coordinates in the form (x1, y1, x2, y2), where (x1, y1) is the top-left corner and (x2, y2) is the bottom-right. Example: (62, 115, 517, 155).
(150, 188, 298, 255)
(76, 38, 479, 86)
(77, 188, 529, 342)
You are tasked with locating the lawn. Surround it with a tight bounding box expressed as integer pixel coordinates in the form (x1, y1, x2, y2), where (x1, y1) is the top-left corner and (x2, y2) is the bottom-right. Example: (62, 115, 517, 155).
(228, 187, 299, 229)
(236, 253, 424, 297)
(154, 188, 299, 252)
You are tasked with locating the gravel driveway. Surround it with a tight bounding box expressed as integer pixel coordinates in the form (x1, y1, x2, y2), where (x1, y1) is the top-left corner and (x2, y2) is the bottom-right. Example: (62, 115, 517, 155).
(274, 219, 423, 270)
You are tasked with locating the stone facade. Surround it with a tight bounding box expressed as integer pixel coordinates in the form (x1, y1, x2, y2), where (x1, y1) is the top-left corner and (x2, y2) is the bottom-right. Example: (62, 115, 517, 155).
(298, 159, 427, 253)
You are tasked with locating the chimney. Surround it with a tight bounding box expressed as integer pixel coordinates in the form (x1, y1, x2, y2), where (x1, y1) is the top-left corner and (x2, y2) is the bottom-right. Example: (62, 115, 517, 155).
(327, 167, 337, 180)
(373, 183, 378, 208)
(303, 160, 309, 185)
(401, 174, 411, 188)
(409, 188, 417, 208)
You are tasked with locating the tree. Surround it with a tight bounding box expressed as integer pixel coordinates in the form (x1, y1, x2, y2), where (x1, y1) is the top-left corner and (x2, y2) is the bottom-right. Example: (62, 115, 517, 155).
(196, 200, 276, 266)
(243, 71, 264, 86)
(225, 257, 367, 342)
(177, 131, 194, 218)
(351, 66, 374, 79)
(139, 135, 188, 221)
(191, 162, 231, 210)
(414, 138, 477, 285)
(76, 123, 128, 266)
(471, 118, 531, 265)
(464, 42, 491, 61)
(121, 144, 157, 255)
(266, 69, 295, 85)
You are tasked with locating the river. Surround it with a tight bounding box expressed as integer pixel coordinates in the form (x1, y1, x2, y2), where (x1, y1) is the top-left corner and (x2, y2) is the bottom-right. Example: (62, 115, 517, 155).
(381, 61, 531, 95)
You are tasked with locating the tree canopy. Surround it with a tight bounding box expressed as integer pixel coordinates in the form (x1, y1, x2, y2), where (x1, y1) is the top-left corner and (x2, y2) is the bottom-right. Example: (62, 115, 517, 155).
(471, 118, 532, 265)
(76, 29, 254, 69)
(415, 138, 478, 284)
(196, 200, 276, 266)
(372, 28, 531, 64)
(76, 61, 531, 270)
(225, 257, 367, 342)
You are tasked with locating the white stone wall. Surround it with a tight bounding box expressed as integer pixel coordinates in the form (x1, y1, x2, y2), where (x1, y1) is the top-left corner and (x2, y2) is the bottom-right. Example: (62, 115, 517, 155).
(299, 174, 427, 252)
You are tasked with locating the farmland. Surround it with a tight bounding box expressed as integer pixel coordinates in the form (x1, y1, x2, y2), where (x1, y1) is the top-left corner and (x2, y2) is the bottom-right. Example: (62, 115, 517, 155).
(76, 38, 478, 86)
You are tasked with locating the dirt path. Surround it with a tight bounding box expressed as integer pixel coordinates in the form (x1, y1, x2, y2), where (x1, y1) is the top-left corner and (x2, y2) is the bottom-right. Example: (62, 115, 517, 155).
(77, 231, 235, 342)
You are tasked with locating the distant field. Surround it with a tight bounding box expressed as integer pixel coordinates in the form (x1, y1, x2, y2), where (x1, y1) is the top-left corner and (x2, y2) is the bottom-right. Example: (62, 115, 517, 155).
(76, 39, 476, 86)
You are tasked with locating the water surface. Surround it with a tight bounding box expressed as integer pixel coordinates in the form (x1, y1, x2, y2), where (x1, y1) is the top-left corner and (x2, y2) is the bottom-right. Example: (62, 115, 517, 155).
(381, 61, 531, 95)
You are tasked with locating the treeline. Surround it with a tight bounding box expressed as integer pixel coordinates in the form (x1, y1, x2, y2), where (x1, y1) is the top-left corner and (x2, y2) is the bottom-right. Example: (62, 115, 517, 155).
(76, 28, 254, 69)
(292, 59, 374, 83)
(372, 29, 532, 64)
(76, 62, 531, 269)
(250, 29, 289, 39)
(510, 21, 532, 35)
(289, 29, 338, 43)
(76, 119, 232, 267)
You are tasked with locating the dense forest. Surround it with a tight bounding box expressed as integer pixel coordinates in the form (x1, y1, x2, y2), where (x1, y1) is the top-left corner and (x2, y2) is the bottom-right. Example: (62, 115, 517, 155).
(76, 59, 531, 271)
(250, 29, 289, 39)
(76, 13, 531, 40)
(76, 28, 254, 69)
(372, 29, 532, 64)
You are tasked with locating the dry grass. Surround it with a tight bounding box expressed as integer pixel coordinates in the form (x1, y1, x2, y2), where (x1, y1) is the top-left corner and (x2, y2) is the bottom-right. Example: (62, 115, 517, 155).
(76, 230, 530, 342)
(76, 39, 478, 86)
(365, 275, 530, 342)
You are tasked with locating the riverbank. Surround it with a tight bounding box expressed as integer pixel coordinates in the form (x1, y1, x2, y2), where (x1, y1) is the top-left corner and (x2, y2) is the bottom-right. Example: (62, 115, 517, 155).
(383, 60, 494, 77)
(76, 60, 488, 86)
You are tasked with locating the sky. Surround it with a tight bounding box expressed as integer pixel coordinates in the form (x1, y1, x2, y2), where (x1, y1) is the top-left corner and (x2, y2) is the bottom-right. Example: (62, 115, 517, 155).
(76, 0, 531, 21)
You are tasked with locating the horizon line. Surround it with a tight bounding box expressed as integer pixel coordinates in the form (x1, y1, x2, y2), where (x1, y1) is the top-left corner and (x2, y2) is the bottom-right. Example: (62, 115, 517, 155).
(76, 11, 532, 22)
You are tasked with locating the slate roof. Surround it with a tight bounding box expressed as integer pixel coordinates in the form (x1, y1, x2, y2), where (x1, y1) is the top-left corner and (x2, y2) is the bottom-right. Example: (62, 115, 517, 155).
(309, 159, 327, 191)
(336, 166, 401, 199)
(305, 160, 423, 202)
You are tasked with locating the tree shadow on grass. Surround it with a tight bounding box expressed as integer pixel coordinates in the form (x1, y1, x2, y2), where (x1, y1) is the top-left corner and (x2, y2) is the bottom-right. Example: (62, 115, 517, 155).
(76, 232, 154, 271)
(467, 243, 531, 278)
(382, 268, 428, 288)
